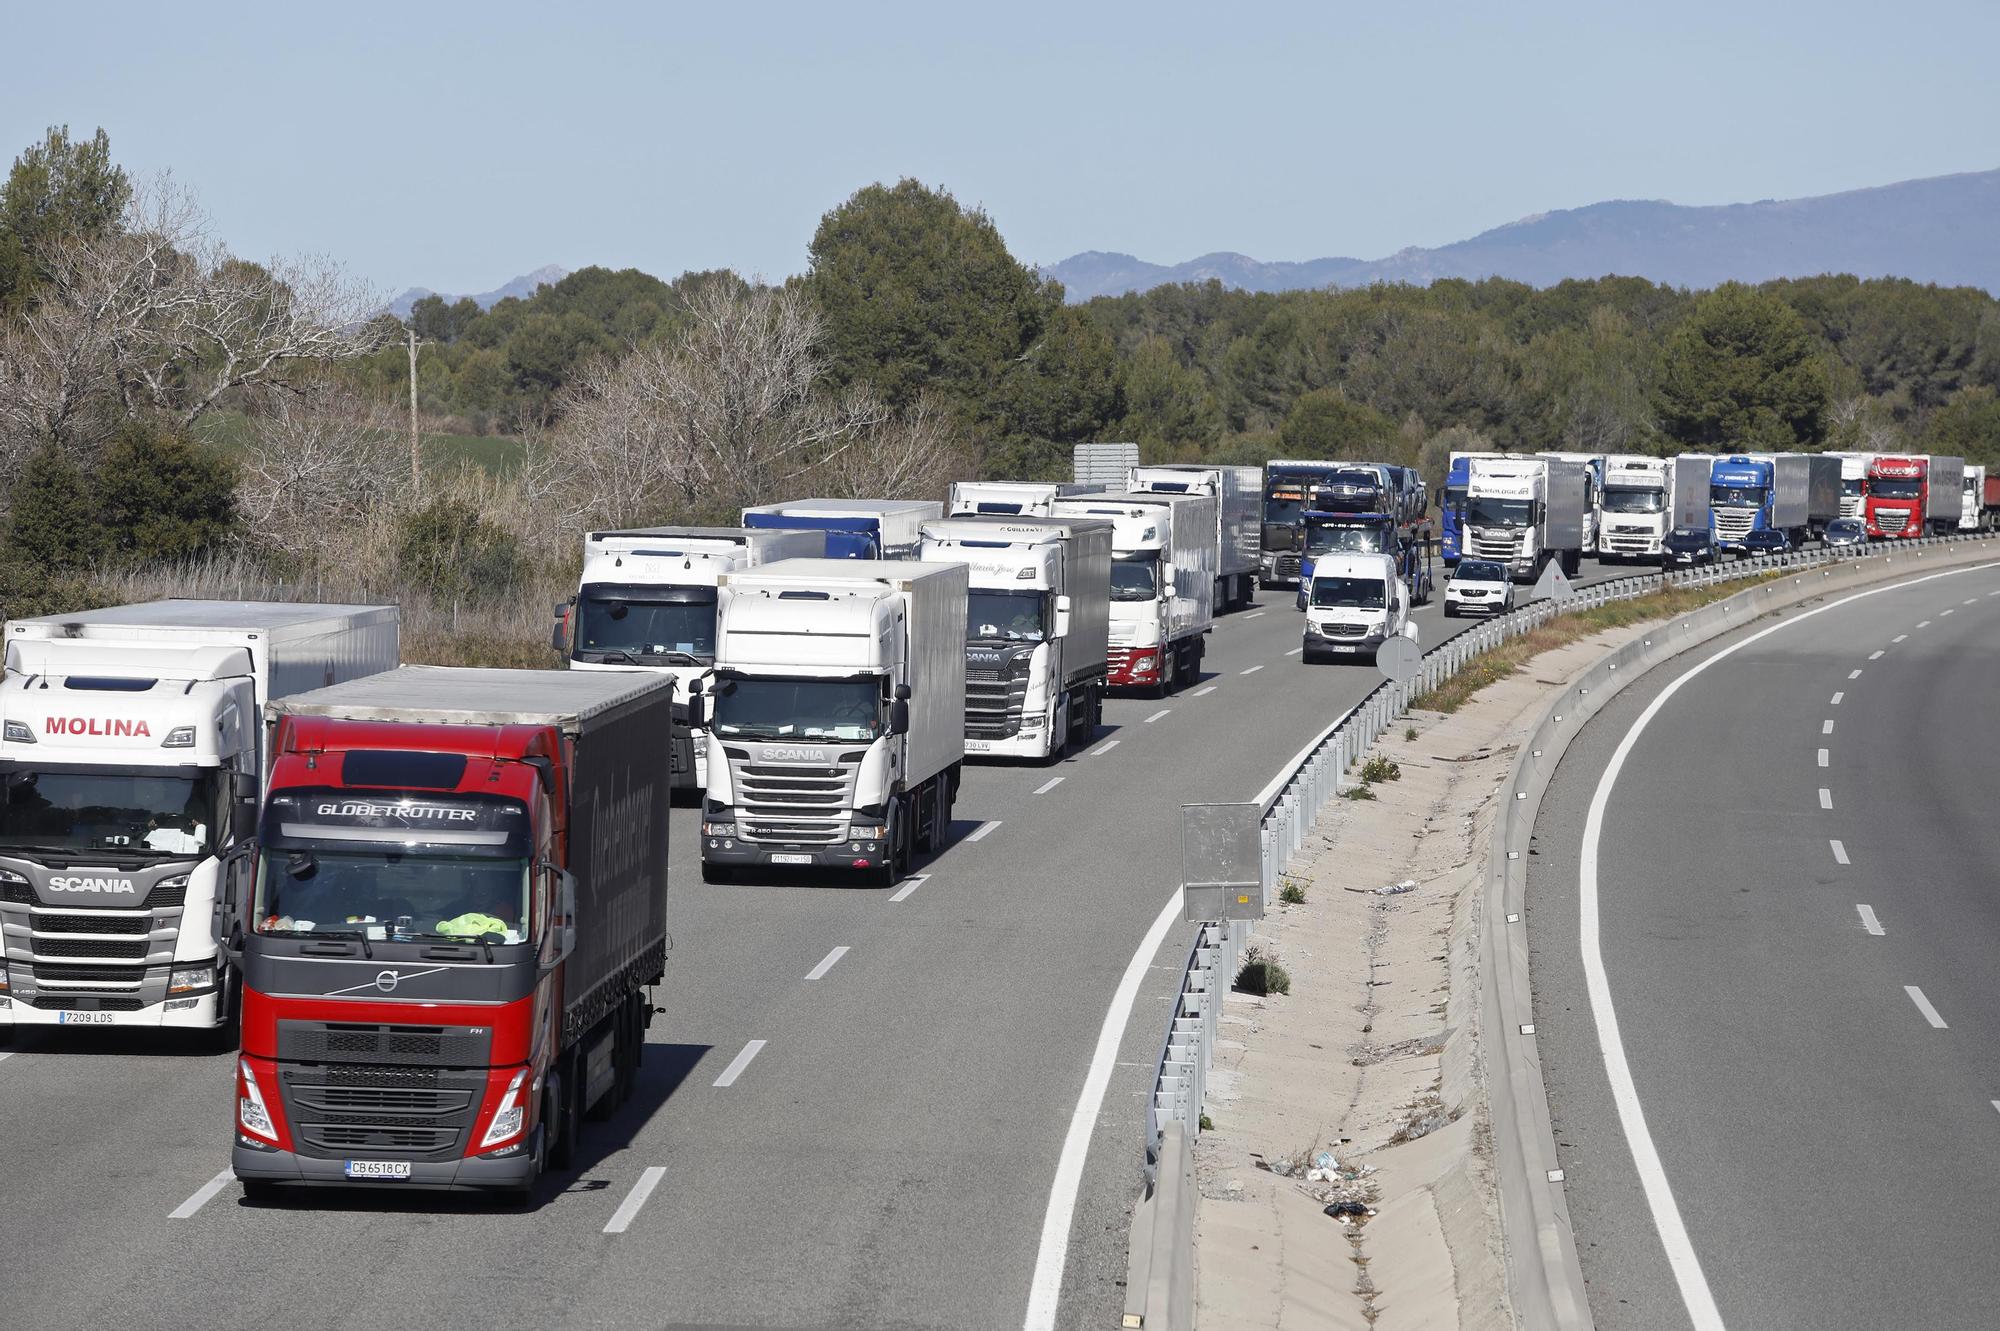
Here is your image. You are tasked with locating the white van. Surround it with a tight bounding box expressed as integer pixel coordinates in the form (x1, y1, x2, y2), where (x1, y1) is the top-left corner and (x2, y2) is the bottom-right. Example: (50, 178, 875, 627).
(1301, 552, 1415, 664)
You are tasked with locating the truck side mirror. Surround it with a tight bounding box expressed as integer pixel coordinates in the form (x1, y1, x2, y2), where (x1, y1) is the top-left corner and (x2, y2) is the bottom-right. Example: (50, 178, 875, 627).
(542, 868, 578, 971)
(889, 698, 911, 735)
(894, 683, 912, 701)
(1053, 594, 1072, 638)
(686, 694, 706, 729)
(550, 599, 572, 655)
(1160, 561, 1176, 586)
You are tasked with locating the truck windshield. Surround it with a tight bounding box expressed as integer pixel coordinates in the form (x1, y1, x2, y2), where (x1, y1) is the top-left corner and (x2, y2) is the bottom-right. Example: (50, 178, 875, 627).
(1711, 485, 1768, 507)
(1842, 478, 1866, 497)
(1264, 495, 1306, 525)
(1466, 498, 1535, 528)
(255, 851, 530, 943)
(1109, 558, 1159, 602)
(574, 587, 716, 664)
(1306, 523, 1388, 554)
(1443, 485, 1467, 516)
(710, 676, 886, 742)
(0, 765, 219, 858)
(966, 589, 1047, 642)
(1600, 487, 1664, 514)
(1310, 577, 1386, 609)
(1870, 478, 1922, 499)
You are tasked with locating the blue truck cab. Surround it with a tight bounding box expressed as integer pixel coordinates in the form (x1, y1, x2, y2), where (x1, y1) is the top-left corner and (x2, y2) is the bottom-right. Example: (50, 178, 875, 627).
(1442, 456, 1470, 564)
(1707, 455, 1775, 552)
(1295, 511, 1432, 611)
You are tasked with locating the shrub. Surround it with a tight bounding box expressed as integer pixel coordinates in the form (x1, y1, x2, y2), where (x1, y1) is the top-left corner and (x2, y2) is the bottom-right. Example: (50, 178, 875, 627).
(95, 420, 238, 565)
(8, 445, 102, 571)
(1279, 879, 1308, 906)
(0, 553, 107, 621)
(1234, 946, 1292, 996)
(1360, 755, 1402, 783)
(396, 496, 525, 604)
(1341, 783, 1377, 801)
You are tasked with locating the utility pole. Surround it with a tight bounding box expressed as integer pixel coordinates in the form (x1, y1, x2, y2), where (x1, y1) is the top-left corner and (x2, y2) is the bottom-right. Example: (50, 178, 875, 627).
(406, 325, 423, 491)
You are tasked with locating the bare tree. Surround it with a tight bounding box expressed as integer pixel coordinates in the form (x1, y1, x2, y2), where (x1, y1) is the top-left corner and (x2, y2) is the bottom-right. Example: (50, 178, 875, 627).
(234, 379, 406, 562)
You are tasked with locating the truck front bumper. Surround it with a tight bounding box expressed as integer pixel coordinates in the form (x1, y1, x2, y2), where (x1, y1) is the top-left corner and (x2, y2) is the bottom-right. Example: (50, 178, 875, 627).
(233, 1129, 542, 1192)
(1107, 646, 1164, 688)
(965, 725, 1056, 760)
(0, 988, 220, 1029)
(701, 838, 890, 872)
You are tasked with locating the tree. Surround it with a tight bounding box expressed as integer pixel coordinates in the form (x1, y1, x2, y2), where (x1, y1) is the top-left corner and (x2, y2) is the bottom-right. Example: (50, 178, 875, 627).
(1118, 337, 1220, 450)
(94, 420, 237, 564)
(804, 179, 1056, 426)
(234, 379, 405, 564)
(0, 126, 131, 316)
(1277, 389, 1398, 460)
(1654, 283, 1831, 450)
(7, 444, 101, 569)
(396, 496, 523, 604)
(985, 305, 1125, 478)
(1923, 386, 2000, 467)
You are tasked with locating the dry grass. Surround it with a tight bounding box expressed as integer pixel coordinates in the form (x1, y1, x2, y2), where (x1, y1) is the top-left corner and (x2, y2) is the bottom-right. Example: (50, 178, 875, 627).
(1411, 572, 1785, 714)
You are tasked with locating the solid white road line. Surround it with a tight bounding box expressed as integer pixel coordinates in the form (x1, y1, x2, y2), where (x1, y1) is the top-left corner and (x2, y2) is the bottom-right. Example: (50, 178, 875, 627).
(1240, 665, 1264, 675)
(1830, 840, 1849, 866)
(1819, 788, 1833, 810)
(712, 1039, 766, 1088)
(1817, 748, 1829, 767)
(1868, 650, 1885, 660)
(1830, 691, 1844, 705)
(169, 1169, 235, 1219)
(1857, 905, 1885, 936)
(604, 1166, 667, 1234)
(1033, 776, 1065, 795)
(1192, 684, 1218, 697)
(1848, 669, 1863, 679)
(887, 874, 929, 904)
(1088, 739, 1120, 757)
(1023, 886, 1184, 1331)
(1906, 987, 1948, 1029)
(965, 820, 1001, 842)
(1575, 558, 2000, 1331)
(1144, 709, 1171, 723)
(804, 946, 849, 981)
(1822, 719, 1835, 735)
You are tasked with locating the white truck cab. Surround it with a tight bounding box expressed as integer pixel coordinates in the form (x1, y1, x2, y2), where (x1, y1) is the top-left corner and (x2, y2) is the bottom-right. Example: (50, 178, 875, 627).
(1301, 553, 1415, 664)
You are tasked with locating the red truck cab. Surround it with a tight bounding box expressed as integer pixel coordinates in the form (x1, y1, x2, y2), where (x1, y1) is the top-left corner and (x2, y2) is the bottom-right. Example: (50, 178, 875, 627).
(1865, 455, 1926, 538)
(230, 668, 672, 1199)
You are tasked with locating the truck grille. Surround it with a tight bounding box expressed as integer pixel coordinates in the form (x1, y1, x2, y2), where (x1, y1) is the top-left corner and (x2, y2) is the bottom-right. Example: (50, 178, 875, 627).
(1323, 623, 1367, 639)
(32, 994, 144, 1011)
(31, 912, 149, 935)
(276, 1021, 494, 1068)
(278, 1062, 488, 1160)
(1274, 553, 1303, 582)
(30, 937, 149, 959)
(728, 753, 858, 844)
(966, 662, 1030, 739)
(1601, 527, 1661, 554)
(31, 962, 146, 985)
(1713, 509, 1755, 542)
(1469, 531, 1523, 562)
(1873, 507, 1913, 535)
(1839, 497, 1864, 519)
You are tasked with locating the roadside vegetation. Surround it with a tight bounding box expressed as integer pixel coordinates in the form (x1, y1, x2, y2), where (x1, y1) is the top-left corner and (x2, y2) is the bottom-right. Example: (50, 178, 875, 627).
(1410, 573, 1787, 714)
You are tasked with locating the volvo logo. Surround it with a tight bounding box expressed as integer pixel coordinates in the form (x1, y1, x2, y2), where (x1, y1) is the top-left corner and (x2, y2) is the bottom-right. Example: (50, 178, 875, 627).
(374, 970, 400, 993)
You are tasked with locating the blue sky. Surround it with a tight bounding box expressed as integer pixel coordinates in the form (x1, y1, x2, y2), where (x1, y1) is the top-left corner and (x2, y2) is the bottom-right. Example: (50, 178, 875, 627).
(5, 0, 1995, 298)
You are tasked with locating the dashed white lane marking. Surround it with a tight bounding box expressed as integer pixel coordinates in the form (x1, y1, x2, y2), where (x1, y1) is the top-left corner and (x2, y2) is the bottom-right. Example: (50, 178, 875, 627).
(1192, 684, 1218, 697)
(1857, 905, 1884, 936)
(1916, 620, 1931, 629)
(1893, 634, 1908, 642)
(804, 946, 849, 981)
(1822, 719, 1835, 735)
(1033, 776, 1064, 795)
(1023, 885, 1185, 1330)
(1572, 558, 2000, 1331)
(1942, 609, 1956, 617)
(0, 1051, 12, 1063)
(604, 1166, 667, 1234)
(1144, 709, 1171, 723)
(169, 1169, 235, 1219)
(1965, 598, 1979, 606)
(1906, 987, 1948, 1029)
(1819, 788, 1833, 810)
(1830, 839, 1850, 866)
(1088, 739, 1119, 757)
(1868, 650, 1885, 660)
(1240, 665, 1264, 676)
(887, 874, 929, 904)
(712, 1039, 766, 1087)
(965, 820, 1001, 842)
(1284, 647, 1303, 656)
(1817, 748, 1829, 767)
(1849, 669, 1864, 679)
(1830, 691, 1844, 705)
(1243, 611, 1266, 620)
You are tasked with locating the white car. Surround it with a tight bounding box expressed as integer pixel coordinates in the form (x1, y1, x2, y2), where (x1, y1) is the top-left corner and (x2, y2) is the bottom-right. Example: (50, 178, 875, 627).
(1444, 559, 1515, 617)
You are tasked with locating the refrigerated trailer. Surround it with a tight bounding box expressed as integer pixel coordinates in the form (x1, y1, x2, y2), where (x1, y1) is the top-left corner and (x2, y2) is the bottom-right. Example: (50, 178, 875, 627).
(740, 499, 942, 560)
(0, 601, 400, 1034)
(1463, 457, 1588, 581)
(919, 515, 1111, 761)
(1052, 490, 1215, 695)
(1125, 464, 1260, 610)
(234, 666, 673, 1198)
(947, 481, 1096, 517)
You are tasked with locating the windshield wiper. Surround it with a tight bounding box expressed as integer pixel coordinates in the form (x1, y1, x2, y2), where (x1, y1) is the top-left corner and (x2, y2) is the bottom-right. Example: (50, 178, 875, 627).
(587, 648, 639, 664)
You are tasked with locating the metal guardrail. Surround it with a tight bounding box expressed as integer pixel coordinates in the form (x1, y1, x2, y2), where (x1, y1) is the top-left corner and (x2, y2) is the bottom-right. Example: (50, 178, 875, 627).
(1142, 530, 1978, 1168)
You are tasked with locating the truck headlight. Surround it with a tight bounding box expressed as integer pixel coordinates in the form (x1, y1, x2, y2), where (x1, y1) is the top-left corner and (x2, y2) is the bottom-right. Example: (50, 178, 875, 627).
(1021, 714, 1046, 729)
(160, 726, 197, 748)
(237, 1058, 278, 1142)
(169, 966, 214, 995)
(479, 1069, 530, 1150)
(3, 720, 34, 744)
(849, 822, 886, 839)
(701, 821, 735, 837)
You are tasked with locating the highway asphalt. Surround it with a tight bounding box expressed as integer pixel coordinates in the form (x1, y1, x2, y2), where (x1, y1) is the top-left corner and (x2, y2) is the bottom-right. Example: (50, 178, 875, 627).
(0, 558, 1637, 1331)
(1526, 561, 2000, 1330)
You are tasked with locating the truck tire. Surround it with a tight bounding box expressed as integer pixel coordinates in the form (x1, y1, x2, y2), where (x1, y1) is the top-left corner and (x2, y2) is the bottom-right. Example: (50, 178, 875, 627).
(546, 1063, 578, 1171)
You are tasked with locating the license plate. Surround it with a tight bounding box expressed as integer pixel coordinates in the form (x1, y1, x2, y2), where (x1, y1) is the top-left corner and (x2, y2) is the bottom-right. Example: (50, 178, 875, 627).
(58, 1010, 115, 1024)
(1330, 645, 1358, 654)
(344, 1160, 413, 1180)
(770, 853, 813, 865)
(965, 740, 993, 753)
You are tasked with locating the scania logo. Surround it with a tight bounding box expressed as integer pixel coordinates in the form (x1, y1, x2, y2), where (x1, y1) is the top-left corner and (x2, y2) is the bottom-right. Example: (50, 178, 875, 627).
(47, 876, 138, 894)
(761, 746, 820, 763)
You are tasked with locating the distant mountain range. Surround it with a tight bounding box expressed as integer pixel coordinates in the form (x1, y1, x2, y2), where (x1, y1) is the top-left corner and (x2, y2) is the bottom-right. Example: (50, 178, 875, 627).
(387, 264, 570, 319)
(1041, 169, 2000, 300)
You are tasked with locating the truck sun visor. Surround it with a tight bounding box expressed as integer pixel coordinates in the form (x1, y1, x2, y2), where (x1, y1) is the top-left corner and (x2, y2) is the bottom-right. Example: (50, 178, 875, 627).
(340, 750, 469, 790)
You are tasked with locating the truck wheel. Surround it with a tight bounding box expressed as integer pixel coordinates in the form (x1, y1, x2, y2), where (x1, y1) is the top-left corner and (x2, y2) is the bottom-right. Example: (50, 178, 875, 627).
(546, 1066, 577, 1171)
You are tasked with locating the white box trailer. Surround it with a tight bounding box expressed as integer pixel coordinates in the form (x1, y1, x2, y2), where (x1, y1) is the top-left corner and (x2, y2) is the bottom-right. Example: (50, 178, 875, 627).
(739, 498, 942, 560)
(1125, 463, 1261, 609)
(698, 559, 967, 885)
(947, 481, 1097, 517)
(1053, 490, 1214, 694)
(919, 515, 1112, 760)
(0, 600, 400, 1031)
